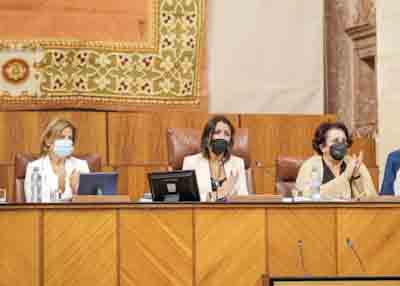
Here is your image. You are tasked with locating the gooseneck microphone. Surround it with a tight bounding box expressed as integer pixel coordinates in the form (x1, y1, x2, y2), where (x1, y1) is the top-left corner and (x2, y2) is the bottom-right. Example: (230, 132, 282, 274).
(346, 237, 366, 273)
(297, 240, 309, 276)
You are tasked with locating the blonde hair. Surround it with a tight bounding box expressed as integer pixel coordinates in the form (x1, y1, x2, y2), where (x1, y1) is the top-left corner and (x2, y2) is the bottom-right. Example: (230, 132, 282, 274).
(40, 118, 76, 156)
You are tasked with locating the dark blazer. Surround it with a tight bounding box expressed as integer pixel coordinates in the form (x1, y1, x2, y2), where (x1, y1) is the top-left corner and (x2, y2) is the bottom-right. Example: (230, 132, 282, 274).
(380, 150, 400, 195)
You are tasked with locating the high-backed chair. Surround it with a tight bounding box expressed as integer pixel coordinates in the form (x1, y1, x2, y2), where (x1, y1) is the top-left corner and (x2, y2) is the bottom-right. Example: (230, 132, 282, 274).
(14, 153, 102, 203)
(166, 128, 254, 194)
(275, 156, 305, 196)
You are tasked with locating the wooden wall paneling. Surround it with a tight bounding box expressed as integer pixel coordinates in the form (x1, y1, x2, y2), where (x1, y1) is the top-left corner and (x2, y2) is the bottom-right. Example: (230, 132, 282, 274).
(116, 165, 168, 200)
(349, 137, 377, 168)
(108, 112, 239, 165)
(195, 208, 266, 286)
(267, 208, 336, 276)
(38, 111, 108, 165)
(0, 112, 41, 164)
(0, 165, 14, 202)
(369, 167, 379, 192)
(0, 210, 40, 286)
(209, 113, 240, 127)
(240, 114, 335, 168)
(253, 167, 276, 194)
(0, 111, 107, 165)
(120, 209, 193, 286)
(43, 210, 117, 286)
(337, 208, 400, 275)
(278, 115, 336, 159)
(240, 115, 283, 168)
(108, 112, 206, 165)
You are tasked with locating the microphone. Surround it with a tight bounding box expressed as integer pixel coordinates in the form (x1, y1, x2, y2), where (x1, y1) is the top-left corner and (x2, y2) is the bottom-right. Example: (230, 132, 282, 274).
(345, 237, 366, 273)
(297, 240, 309, 276)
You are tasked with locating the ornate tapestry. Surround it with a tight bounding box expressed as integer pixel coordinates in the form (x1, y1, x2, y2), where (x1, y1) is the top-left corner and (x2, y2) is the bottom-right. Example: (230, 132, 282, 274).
(0, 0, 206, 110)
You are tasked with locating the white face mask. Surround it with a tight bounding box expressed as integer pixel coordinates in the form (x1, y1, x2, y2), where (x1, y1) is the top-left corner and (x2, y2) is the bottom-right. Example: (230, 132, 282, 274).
(53, 139, 74, 158)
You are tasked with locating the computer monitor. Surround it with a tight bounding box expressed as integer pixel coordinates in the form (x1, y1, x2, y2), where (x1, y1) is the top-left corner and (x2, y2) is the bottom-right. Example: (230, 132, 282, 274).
(77, 172, 118, 195)
(148, 170, 200, 202)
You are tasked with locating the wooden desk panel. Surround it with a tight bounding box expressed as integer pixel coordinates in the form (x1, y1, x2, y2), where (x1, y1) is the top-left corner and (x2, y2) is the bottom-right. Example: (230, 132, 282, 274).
(0, 210, 39, 286)
(337, 208, 400, 275)
(1, 203, 400, 286)
(43, 210, 117, 286)
(268, 208, 336, 276)
(195, 208, 266, 286)
(120, 209, 193, 286)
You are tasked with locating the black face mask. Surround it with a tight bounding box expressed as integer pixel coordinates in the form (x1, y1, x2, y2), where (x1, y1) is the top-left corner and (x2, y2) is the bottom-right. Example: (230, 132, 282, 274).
(329, 143, 347, 161)
(210, 138, 228, 156)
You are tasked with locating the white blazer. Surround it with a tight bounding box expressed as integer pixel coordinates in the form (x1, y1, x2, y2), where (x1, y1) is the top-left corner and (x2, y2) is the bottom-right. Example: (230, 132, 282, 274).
(182, 153, 248, 201)
(24, 155, 90, 202)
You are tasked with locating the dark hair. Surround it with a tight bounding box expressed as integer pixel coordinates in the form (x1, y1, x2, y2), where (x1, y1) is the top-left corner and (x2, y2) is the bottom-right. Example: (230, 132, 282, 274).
(200, 115, 235, 160)
(312, 121, 353, 155)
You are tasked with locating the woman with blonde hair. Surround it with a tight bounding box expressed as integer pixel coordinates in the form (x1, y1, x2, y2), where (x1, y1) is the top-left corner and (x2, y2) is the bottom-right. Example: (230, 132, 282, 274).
(24, 118, 89, 202)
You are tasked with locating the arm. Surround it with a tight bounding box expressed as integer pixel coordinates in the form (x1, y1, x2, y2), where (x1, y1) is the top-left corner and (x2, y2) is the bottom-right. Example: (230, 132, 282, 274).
(182, 157, 193, 170)
(69, 159, 91, 194)
(24, 163, 33, 203)
(352, 163, 377, 198)
(380, 153, 396, 195)
(183, 156, 208, 201)
(319, 173, 352, 200)
(82, 160, 90, 173)
(234, 158, 248, 195)
(295, 161, 310, 194)
(296, 157, 352, 200)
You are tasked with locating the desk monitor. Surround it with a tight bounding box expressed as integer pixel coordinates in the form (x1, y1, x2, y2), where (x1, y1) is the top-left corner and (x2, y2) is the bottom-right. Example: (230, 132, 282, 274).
(78, 172, 118, 195)
(148, 170, 200, 202)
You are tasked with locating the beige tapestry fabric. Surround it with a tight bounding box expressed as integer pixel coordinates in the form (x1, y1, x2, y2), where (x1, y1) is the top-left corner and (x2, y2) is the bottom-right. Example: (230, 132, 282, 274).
(0, 0, 206, 110)
(208, 0, 324, 114)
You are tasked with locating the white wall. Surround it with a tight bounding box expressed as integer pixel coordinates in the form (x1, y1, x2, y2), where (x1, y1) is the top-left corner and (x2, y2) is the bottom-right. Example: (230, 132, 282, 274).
(208, 0, 325, 114)
(376, 0, 400, 183)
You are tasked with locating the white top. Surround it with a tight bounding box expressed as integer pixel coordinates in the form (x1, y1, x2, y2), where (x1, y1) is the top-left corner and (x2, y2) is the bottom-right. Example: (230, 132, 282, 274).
(394, 169, 400, 196)
(182, 153, 248, 201)
(24, 155, 90, 202)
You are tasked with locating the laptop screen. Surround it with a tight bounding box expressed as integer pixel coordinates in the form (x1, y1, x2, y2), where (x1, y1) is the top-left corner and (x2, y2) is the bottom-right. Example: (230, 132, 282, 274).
(77, 172, 118, 195)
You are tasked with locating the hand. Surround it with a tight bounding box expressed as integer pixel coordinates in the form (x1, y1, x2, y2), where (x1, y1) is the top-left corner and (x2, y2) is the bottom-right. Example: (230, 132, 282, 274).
(220, 169, 239, 196)
(227, 169, 239, 186)
(352, 151, 363, 178)
(57, 168, 66, 193)
(70, 169, 80, 194)
(345, 151, 363, 180)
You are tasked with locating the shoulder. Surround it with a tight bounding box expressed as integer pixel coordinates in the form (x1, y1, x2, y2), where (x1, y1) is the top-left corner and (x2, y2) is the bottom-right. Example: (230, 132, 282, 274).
(184, 153, 204, 163)
(387, 150, 400, 164)
(301, 155, 321, 167)
(227, 155, 245, 166)
(27, 156, 46, 169)
(69, 157, 89, 167)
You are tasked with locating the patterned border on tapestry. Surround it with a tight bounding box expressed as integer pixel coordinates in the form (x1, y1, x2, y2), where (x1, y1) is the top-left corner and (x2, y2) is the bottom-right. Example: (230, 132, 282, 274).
(0, 0, 206, 110)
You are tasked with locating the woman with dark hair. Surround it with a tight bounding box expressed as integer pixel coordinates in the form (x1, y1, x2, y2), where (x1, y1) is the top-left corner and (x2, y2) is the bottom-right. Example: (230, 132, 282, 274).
(296, 121, 376, 200)
(183, 115, 248, 201)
